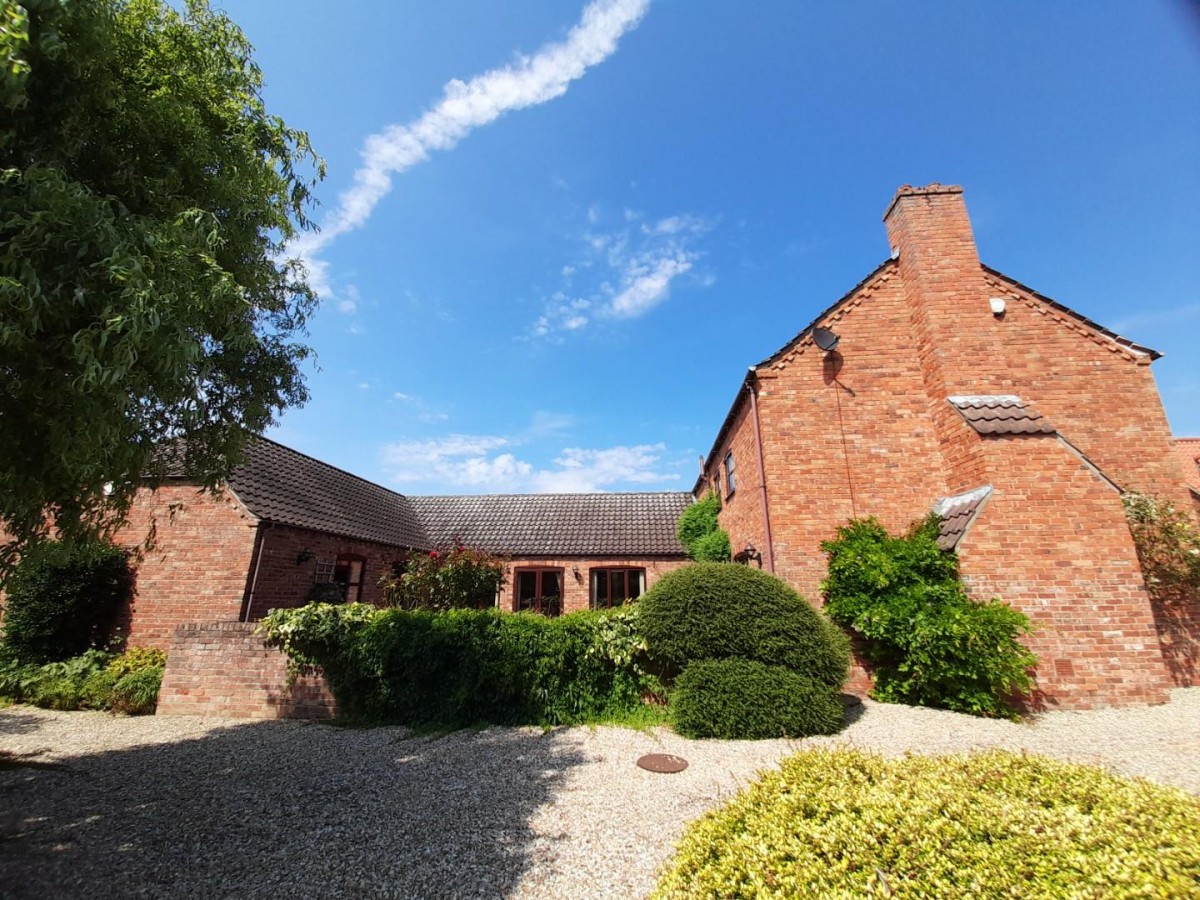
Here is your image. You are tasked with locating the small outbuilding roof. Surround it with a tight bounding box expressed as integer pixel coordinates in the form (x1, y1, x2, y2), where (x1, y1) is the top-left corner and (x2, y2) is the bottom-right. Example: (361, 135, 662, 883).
(225, 436, 431, 549)
(933, 485, 993, 551)
(408, 492, 692, 557)
(948, 396, 1056, 436)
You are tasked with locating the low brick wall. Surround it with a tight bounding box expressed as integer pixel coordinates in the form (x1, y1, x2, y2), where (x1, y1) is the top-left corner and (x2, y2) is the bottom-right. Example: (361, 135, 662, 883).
(157, 622, 335, 720)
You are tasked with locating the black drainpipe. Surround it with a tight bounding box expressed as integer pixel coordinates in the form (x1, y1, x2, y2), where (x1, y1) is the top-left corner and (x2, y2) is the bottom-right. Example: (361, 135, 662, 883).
(240, 521, 269, 622)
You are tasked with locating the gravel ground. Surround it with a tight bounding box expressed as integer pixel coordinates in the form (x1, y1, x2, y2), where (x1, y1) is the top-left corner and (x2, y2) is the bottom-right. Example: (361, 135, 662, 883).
(2, 688, 1198, 899)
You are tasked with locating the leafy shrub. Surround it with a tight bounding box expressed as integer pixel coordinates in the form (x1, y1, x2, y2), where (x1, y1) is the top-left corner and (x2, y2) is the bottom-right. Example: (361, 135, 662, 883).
(304, 581, 347, 604)
(379, 544, 507, 610)
(671, 659, 843, 739)
(1123, 491, 1200, 605)
(690, 529, 732, 562)
(637, 563, 849, 689)
(676, 493, 732, 562)
(822, 516, 1035, 718)
(259, 603, 658, 727)
(0, 646, 164, 714)
(676, 492, 720, 551)
(108, 667, 163, 715)
(654, 748, 1200, 899)
(1, 538, 132, 663)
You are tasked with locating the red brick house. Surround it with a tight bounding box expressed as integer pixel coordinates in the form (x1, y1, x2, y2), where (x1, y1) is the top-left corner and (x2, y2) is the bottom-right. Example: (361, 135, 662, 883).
(115, 435, 690, 648)
(696, 183, 1198, 709)
(1175, 438, 1200, 512)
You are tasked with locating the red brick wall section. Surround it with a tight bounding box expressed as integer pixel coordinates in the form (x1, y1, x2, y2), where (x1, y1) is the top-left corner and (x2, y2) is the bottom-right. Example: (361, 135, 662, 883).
(745, 267, 951, 602)
(245, 523, 409, 620)
(157, 622, 335, 719)
(697, 397, 770, 570)
(504, 557, 689, 615)
(115, 484, 259, 650)
(956, 435, 1171, 708)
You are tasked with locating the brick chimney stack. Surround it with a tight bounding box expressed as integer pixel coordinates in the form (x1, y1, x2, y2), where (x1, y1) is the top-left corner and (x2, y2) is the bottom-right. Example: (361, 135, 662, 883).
(883, 183, 994, 490)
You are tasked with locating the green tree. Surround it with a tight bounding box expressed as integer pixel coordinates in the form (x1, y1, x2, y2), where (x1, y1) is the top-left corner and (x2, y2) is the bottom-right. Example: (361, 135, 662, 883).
(0, 0, 323, 564)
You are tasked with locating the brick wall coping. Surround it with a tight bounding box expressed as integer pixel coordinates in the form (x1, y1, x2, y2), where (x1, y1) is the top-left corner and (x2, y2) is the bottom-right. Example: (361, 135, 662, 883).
(174, 621, 258, 635)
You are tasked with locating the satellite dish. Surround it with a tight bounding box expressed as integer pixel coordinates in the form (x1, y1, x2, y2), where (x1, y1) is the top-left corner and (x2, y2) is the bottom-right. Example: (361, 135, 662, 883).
(812, 327, 840, 352)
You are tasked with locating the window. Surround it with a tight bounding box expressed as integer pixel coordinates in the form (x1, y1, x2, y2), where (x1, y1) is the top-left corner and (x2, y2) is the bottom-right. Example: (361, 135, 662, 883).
(590, 568, 645, 609)
(333, 554, 366, 603)
(515, 568, 563, 617)
(314, 557, 336, 583)
(724, 451, 737, 496)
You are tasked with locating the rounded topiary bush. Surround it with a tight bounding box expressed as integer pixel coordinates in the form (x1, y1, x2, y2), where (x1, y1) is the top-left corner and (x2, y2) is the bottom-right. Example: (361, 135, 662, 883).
(654, 748, 1200, 898)
(638, 563, 849, 688)
(671, 658, 844, 739)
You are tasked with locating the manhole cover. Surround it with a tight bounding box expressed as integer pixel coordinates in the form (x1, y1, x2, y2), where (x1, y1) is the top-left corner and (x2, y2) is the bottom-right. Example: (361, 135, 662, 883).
(637, 753, 688, 774)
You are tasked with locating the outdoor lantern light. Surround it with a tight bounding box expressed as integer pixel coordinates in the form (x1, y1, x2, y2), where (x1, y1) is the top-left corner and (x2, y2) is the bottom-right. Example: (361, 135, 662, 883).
(296, 549, 314, 565)
(740, 544, 764, 568)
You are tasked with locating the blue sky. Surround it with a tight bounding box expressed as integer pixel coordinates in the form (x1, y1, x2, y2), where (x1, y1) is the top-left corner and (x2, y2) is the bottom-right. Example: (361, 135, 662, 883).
(224, 0, 1199, 494)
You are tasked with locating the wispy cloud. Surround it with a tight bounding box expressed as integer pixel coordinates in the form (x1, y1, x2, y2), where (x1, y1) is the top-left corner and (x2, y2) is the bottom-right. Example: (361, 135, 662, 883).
(291, 0, 649, 293)
(391, 391, 451, 424)
(532, 210, 717, 337)
(1110, 301, 1200, 336)
(380, 413, 677, 492)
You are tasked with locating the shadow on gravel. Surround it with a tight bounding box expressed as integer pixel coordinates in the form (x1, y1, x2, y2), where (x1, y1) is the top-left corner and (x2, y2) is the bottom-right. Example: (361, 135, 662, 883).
(0, 711, 47, 737)
(0, 719, 588, 898)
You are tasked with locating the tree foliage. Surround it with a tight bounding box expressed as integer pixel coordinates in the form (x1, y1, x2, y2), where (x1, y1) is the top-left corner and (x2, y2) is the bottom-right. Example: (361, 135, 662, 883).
(0, 0, 323, 563)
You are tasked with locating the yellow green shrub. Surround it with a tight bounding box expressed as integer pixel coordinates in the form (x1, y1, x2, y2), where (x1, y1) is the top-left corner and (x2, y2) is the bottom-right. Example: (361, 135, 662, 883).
(654, 748, 1200, 899)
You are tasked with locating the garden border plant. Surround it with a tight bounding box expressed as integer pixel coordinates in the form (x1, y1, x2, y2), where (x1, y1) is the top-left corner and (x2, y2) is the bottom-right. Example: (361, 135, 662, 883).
(653, 747, 1200, 898)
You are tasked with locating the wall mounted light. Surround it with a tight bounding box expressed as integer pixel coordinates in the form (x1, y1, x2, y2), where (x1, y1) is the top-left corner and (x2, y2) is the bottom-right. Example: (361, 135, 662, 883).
(735, 544, 764, 569)
(989, 297, 1006, 317)
(296, 549, 314, 565)
(572, 566, 581, 581)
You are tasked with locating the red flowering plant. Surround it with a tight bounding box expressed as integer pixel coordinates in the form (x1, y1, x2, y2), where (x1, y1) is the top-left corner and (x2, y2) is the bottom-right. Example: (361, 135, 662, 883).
(379, 542, 507, 610)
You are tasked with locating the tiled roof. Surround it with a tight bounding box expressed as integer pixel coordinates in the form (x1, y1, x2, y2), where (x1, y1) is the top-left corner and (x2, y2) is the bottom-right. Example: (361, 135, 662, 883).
(933, 485, 993, 551)
(224, 437, 430, 549)
(1174, 438, 1200, 494)
(948, 395, 1056, 436)
(408, 493, 692, 557)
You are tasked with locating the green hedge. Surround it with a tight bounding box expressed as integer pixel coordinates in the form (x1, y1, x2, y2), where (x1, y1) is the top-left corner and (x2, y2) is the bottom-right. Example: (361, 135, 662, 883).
(259, 603, 657, 727)
(671, 659, 844, 740)
(654, 748, 1200, 898)
(637, 563, 849, 689)
(1, 538, 132, 663)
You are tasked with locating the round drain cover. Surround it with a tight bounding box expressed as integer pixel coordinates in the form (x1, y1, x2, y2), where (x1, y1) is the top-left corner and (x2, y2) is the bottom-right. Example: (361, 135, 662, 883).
(637, 753, 688, 774)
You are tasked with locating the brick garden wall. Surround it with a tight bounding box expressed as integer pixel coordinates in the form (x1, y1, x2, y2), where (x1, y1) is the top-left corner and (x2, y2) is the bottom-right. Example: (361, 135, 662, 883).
(157, 621, 334, 719)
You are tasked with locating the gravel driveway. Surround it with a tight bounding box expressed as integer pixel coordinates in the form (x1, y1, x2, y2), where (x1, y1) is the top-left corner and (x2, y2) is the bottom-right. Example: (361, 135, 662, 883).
(2, 688, 1198, 899)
